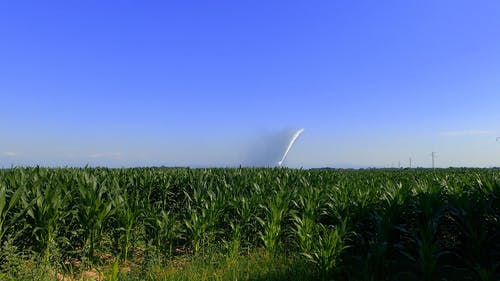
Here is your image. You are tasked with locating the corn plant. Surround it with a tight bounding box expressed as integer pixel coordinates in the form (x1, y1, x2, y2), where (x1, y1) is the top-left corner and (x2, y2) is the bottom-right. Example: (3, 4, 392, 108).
(111, 186, 142, 261)
(448, 178, 499, 278)
(303, 220, 350, 279)
(145, 209, 182, 258)
(76, 173, 114, 261)
(183, 187, 223, 255)
(361, 182, 412, 279)
(223, 221, 242, 261)
(411, 181, 447, 280)
(256, 188, 290, 256)
(0, 182, 23, 246)
(24, 181, 70, 263)
(292, 184, 324, 254)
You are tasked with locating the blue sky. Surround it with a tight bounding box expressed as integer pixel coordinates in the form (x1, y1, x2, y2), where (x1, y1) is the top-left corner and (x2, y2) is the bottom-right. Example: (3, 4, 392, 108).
(1, 0, 499, 168)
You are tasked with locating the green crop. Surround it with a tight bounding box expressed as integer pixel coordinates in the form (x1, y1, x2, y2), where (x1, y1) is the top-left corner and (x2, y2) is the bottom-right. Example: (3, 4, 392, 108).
(0, 167, 497, 280)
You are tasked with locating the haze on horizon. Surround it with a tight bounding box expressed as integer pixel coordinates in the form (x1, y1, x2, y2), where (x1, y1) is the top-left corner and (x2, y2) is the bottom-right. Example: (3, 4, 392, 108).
(1, 1, 500, 168)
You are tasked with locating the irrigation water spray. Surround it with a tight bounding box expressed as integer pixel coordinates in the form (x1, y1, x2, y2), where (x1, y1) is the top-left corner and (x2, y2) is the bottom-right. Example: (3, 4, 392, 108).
(277, 128, 304, 167)
(242, 128, 305, 167)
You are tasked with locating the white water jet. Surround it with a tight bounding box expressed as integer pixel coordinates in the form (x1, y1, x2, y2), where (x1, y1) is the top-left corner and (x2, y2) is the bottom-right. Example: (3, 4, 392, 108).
(277, 128, 304, 167)
(241, 128, 305, 167)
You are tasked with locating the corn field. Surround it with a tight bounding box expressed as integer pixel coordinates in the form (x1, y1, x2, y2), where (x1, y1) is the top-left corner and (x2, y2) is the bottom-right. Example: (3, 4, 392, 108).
(0, 167, 498, 280)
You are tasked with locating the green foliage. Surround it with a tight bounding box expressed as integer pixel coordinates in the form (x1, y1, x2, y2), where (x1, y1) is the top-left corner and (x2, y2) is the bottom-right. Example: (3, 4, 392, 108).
(302, 220, 350, 278)
(0, 167, 498, 280)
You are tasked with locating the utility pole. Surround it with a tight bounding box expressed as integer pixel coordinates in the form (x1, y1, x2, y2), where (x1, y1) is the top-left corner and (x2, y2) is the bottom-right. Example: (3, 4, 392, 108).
(431, 152, 436, 169)
(409, 157, 412, 168)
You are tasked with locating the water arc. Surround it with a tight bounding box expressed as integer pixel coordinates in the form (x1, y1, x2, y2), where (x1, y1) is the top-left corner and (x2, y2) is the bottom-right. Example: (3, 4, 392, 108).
(277, 128, 304, 167)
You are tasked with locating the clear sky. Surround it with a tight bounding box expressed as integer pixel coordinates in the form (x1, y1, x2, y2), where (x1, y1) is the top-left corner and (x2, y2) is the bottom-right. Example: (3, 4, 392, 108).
(1, 0, 499, 168)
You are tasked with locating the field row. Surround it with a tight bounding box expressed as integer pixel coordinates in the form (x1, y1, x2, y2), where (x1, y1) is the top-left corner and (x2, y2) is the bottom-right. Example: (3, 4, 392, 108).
(0, 167, 498, 280)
